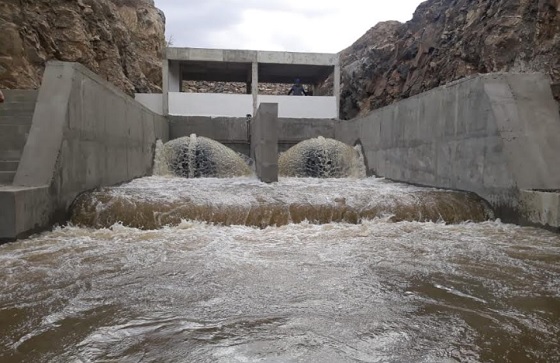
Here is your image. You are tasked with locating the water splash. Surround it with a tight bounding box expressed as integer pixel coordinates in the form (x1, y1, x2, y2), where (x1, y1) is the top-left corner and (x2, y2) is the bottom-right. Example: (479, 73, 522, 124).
(279, 137, 366, 178)
(152, 139, 171, 176)
(157, 134, 253, 178)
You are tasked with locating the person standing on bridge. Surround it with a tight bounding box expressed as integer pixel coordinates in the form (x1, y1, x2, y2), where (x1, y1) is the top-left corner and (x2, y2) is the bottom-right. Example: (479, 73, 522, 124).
(288, 78, 308, 96)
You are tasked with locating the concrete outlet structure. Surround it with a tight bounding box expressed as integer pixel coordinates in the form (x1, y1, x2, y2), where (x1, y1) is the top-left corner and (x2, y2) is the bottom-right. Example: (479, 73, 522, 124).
(137, 47, 340, 119)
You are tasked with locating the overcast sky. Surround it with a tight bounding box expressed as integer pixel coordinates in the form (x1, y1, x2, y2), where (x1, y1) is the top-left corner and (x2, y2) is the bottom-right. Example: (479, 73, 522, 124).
(153, 0, 425, 53)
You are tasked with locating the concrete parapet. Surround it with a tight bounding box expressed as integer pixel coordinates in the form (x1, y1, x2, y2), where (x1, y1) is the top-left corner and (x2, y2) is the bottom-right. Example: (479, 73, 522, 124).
(251, 103, 279, 183)
(0, 61, 169, 241)
(335, 73, 560, 227)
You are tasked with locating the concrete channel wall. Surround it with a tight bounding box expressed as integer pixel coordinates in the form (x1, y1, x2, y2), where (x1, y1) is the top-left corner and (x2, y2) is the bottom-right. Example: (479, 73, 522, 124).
(0, 61, 168, 241)
(335, 73, 560, 228)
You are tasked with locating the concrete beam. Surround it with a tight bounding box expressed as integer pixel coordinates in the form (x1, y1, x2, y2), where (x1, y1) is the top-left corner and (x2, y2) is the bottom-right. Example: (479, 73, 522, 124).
(167, 47, 336, 66)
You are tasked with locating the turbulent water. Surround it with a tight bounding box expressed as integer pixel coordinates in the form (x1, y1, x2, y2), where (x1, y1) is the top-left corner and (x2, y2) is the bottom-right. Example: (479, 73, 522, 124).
(279, 137, 366, 178)
(1, 176, 559, 363)
(1, 219, 559, 362)
(70, 177, 492, 229)
(160, 135, 253, 178)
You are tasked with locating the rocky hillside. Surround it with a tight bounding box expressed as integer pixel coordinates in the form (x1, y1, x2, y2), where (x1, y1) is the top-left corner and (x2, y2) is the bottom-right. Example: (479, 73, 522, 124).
(335, 0, 560, 119)
(0, 0, 165, 95)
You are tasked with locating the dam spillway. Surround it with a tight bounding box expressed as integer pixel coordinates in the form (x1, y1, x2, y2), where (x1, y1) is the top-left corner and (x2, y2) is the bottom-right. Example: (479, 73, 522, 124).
(1, 60, 559, 362)
(70, 176, 493, 229)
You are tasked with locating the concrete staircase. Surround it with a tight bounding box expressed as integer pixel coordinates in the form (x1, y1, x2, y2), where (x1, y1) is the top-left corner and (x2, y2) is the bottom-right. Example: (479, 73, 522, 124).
(0, 90, 38, 184)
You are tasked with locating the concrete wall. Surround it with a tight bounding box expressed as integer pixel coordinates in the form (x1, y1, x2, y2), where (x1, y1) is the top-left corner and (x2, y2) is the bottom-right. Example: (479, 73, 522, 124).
(259, 95, 337, 118)
(0, 61, 169, 241)
(335, 73, 560, 227)
(155, 92, 337, 118)
(135, 93, 163, 115)
(169, 115, 335, 156)
(169, 93, 253, 117)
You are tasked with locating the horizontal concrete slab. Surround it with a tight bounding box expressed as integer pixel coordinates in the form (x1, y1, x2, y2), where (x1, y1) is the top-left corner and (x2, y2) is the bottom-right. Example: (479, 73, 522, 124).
(169, 47, 338, 85)
(168, 47, 337, 66)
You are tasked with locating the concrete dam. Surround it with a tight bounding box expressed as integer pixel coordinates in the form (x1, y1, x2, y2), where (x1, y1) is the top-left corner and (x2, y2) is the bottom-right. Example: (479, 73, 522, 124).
(1, 48, 559, 240)
(0, 48, 560, 361)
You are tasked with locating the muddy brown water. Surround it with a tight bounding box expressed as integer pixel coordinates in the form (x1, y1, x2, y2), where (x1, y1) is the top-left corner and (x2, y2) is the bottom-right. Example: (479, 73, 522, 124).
(1, 177, 558, 362)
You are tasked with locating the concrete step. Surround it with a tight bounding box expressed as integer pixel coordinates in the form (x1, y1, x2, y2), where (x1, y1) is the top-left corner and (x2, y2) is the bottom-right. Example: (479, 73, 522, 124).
(0, 161, 19, 172)
(0, 90, 37, 128)
(0, 124, 31, 154)
(0, 114, 34, 125)
(0, 89, 39, 104)
(0, 150, 23, 160)
(0, 171, 15, 184)
(0, 105, 36, 114)
(0, 107, 35, 117)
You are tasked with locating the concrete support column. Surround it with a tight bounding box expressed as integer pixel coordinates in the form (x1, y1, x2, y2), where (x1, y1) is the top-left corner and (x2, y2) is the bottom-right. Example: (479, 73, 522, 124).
(333, 62, 341, 119)
(164, 60, 181, 116)
(169, 61, 181, 92)
(162, 60, 169, 115)
(251, 103, 278, 183)
(251, 62, 258, 116)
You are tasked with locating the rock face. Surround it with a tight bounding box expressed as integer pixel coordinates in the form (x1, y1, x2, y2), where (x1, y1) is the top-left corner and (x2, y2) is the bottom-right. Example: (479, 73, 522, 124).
(0, 0, 165, 94)
(182, 81, 292, 95)
(335, 0, 560, 119)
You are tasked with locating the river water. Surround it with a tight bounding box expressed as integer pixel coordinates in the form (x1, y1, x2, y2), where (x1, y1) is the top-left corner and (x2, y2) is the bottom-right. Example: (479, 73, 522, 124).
(1, 177, 559, 362)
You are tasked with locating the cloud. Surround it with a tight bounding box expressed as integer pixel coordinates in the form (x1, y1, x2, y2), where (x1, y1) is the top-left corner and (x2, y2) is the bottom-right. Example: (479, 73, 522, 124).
(155, 0, 424, 52)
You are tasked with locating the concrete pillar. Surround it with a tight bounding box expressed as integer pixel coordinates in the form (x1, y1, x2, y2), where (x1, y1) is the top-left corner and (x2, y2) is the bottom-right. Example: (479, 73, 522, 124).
(169, 61, 181, 92)
(251, 103, 278, 183)
(162, 59, 169, 115)
(251, 62, 258, 116)
(334, 63, 341, 119)
(164, 60, 181, 115)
